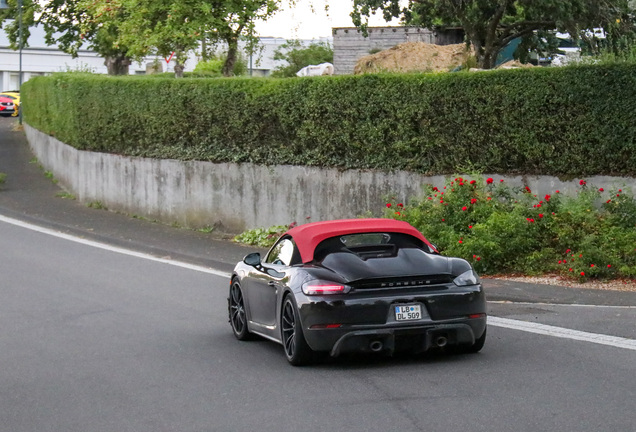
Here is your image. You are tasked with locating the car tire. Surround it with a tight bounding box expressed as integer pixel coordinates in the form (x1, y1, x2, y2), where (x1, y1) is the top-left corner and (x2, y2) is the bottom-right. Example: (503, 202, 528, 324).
(281, 295, 313, 366)
(228, 280, 253, 341)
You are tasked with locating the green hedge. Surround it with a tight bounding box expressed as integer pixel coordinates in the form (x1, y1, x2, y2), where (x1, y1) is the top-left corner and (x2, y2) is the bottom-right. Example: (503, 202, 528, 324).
(21, 64, 636, 176)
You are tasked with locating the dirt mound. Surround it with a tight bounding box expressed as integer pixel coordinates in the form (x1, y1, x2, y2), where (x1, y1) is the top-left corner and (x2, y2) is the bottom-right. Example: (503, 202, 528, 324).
(354, 42, 472, 74)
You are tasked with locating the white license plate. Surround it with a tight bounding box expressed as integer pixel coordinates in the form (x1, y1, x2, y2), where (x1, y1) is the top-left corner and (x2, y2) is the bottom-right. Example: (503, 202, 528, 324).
(395, 304, 422, 321)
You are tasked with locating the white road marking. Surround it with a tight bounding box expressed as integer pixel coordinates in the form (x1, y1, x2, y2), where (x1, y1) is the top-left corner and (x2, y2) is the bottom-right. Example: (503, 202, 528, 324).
(489, 316, 636, 351)
(489, 300, 636, 309)
(0, 214, 232, 278)
(2, 213, 635, 350)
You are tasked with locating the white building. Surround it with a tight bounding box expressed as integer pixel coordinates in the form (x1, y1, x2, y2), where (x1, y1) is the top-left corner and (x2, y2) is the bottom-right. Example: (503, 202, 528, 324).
(1, 21, 332, 91)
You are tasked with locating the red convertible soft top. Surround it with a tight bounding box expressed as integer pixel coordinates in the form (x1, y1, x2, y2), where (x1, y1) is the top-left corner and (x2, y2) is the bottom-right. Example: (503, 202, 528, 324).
(285, 218, 436, 264)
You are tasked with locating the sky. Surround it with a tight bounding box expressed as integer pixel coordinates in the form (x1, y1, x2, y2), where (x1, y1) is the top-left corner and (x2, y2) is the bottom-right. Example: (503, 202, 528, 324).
(254, 0, 401, 40)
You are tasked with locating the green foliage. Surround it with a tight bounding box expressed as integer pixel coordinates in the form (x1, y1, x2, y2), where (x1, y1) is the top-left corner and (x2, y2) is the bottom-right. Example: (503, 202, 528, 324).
(0, 173, 6, 184)
(271, 40, 333, 78)
(86, 200, 107, 210)
(22, 64, 636, 178)
(83, 0, 280, 77)
(233, 224, 293, 248)
(194, 53, 248, 77)
(56, 191, 76, 200)
(351, 0, 634, 69)
(385, 177, 636, 280)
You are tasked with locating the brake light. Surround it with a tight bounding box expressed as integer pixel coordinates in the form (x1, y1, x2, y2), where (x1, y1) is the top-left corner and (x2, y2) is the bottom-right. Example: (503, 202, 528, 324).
(302, 282, 349, 295)
(468, 313, 486, 319)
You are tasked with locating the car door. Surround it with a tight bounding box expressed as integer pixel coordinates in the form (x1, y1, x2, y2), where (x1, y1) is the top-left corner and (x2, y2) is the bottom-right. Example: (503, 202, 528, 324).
(245, 238, 294, 328)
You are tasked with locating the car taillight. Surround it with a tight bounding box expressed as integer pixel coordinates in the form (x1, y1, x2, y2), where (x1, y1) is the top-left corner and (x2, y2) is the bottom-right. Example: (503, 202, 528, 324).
(302, 281, 350, 295)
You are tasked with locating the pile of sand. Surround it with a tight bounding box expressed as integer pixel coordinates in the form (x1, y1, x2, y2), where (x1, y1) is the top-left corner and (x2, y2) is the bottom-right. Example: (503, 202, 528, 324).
(354, 42, 473, 74)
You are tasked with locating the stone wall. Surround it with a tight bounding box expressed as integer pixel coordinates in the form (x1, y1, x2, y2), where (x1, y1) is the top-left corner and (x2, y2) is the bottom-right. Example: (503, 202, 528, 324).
(25, 124, 636, 234)
(333, 26, 464, 75)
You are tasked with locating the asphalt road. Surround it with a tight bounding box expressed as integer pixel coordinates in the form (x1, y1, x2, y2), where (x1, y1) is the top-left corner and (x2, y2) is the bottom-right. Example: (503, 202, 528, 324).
(2, 218, 635, 432)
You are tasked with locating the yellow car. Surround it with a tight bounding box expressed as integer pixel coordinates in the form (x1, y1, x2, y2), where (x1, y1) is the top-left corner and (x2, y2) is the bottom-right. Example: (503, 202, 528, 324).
(0, 91, 20, 117)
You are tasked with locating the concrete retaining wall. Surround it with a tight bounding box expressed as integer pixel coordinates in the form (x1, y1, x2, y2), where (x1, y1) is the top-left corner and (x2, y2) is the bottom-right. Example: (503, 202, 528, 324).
(25, 124, 636, 233)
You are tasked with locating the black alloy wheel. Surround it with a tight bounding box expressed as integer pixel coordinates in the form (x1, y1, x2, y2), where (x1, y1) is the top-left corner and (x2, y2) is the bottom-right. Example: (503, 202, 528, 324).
(229, 281, 252, 340)
(281, 296, 313, 366)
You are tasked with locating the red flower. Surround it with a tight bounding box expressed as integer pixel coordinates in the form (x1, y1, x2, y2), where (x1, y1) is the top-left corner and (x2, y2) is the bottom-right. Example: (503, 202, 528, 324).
(524, 186, 532, 193)
(566, 249, 571, 253)
(458, 240, 463, 244)
(469, 180, 476, 185)
(440, 200, 444, 204)
(476, 257, 481, 261)
(486, 178, 494, 184)
(395, 211, 401, 216)
(432, 187, 439, 192)
(487, 197, 492, 201)
(468, 225, 473, 229)
(462, 206, 467, 211)
(619, 189, 622, 192)
(538, 214, 544, 218)
(500, 179, 504, 183)
(545, 194, 551, 201)
(459, 182, 465, 186)
(558, 260, 562, 264)
(386, 203, 392, 208)
(470, 198, 477, 204)
(555, 190, 560, 193)
(397, 203, 404, 208)
(617, 194, 620, 197)
(569, 268, 573, 272)
(441, 219, 445, 222)
(580, 272, 585, 276)
(526, 218, 535, 223)
(590, 264, 595, 268)
(579, 179, 586, 186)
(607, 264, 612, 268)
(607, 200, 612, 203)
(599, 188, 604, 192)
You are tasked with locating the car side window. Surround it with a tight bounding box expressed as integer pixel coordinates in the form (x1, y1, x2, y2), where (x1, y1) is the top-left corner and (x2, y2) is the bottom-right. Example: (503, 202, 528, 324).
(266, 238, 295, 266)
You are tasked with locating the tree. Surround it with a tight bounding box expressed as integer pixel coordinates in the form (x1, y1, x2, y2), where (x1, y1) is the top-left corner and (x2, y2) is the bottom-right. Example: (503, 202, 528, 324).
(271, 39, 333, 77)
(0, 0, 133, 75)
(351, 0, 633, 69)
(85, 0, 281, 77)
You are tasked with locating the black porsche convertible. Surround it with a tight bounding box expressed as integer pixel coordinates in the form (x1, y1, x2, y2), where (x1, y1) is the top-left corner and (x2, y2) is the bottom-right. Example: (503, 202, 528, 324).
(228, 218, 487, 365)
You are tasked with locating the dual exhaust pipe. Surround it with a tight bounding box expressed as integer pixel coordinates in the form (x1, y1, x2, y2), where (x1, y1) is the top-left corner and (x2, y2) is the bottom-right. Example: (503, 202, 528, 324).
(368, 334, 448, 352)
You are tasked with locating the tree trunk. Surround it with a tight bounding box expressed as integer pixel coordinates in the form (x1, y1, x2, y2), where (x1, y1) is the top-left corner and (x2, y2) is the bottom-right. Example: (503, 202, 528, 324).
(104, 55, 131, 75)
(222, 39, 238, 77)
(174, 62, 185, 78)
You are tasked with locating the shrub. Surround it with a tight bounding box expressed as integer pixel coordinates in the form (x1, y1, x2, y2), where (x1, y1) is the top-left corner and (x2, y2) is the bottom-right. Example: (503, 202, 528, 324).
(21, 63, 636, 177)
(386, 177, 636, 281)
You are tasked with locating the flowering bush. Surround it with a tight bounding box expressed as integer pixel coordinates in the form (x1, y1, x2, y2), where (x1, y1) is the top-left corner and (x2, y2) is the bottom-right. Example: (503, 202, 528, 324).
(386, 177, 636, 281)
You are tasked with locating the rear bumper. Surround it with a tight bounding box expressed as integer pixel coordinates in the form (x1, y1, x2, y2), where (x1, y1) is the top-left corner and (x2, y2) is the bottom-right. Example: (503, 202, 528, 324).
(326, 320, 485, 356)
(297, 284, 487, 356)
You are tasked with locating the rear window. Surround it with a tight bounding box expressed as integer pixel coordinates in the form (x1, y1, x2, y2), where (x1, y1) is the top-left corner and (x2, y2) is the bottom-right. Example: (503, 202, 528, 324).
(340, 233, 391, 247)
(314, 232, 425, 261)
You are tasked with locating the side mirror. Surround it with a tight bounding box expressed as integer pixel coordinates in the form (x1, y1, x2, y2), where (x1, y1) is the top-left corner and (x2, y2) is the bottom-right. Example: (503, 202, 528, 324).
(243, 252, 261, 266)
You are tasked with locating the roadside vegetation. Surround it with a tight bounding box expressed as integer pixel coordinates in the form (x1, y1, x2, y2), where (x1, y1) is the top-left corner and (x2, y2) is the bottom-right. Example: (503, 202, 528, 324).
(0, 173, 6, 185)
(234, 179, 636, 282)
(233, 223, 296, 248)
